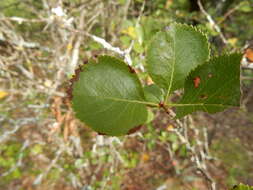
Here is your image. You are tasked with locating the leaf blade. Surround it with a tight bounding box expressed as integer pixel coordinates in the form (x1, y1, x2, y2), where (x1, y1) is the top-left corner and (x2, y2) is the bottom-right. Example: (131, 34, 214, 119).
(72, 56, 148, 136)
(143, 84, 164, 103)
(146, 23, 210, 98)
(231, 184, 253, 190)
(176, 53, 242, 118)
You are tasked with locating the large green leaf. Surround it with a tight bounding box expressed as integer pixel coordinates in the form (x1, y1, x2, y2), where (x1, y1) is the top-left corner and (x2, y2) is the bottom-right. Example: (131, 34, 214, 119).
(231, 184, 253, 190)
(176, 53, 242, 118)
(72, 56, 148, 136)
(146, 23, 210, 99)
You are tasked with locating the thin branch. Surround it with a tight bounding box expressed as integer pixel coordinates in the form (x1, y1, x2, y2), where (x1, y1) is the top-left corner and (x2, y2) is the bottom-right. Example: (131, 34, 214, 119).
(198, 0, 228, 45)
(0, 124, 22, 143)
(123, 0, 132, 21)
(89, 34, 125, 56)
(242, 65, 253, 70)
(218, 3, 243, 25)
(167, 114, 216, 190)
(67, 28, 133, 65)
(241, 76, 253, 80)
(69, 8, 86, 74)
(0, 16, 48, 23)
(0, 118, 38, 143)
(33, 148, 64, 185)
(0, 35, 53, 52)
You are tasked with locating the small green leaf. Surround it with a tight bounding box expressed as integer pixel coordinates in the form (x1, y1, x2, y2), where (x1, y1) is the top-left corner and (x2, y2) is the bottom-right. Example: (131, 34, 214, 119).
(144, 84, 164, 103)
(72, 56, 148, 136)
(30, 144, 43, 155)
(146, 23, 210, 98)
(133, 41, 144, 53)
(238, 1, 252, 13)
(176, 53, 242, 118)
(146, 109, 155, 124)
(135, 23, 144, 45)
(231, 184, 253, 190)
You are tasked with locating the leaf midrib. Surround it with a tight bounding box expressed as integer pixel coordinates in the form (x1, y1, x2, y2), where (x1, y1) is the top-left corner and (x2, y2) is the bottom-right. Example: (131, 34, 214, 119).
(165, 30, 176, 103)
(83, 95, 237, 108)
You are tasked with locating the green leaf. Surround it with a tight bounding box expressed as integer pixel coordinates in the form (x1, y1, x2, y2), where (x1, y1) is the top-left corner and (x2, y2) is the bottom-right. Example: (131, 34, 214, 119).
(144, 84, 164, 103)
(146, 23, 210, 99)
(135, 22, 144, 45)
(238, 1, 252, 13)
(133, 41, 144, 53)
(72, 56, 148, 136)
(231, 184, 253, 190)
(145, 109, 155, 124)
(176, 53, 242, 118)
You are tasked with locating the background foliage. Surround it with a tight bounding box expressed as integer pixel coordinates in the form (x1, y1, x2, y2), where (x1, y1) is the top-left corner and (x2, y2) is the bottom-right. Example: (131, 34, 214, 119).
(0, 0, 253, 190)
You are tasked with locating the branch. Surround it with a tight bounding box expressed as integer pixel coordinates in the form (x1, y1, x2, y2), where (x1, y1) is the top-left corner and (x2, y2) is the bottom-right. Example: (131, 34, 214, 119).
(170, 116, 216, 190)
(198, 0, 228, 45)
(0, 117, 38, 143)
(69, 8, 86, 74)
(123, 0, 132, 21)
(0, 35, 53, 52)
(0, 16, 48, 23)
(217, 3, 243, 24)
(242, 65, 253, 70)
(89, 34, 125, 56)
(33, 148, 64, 185)
(0, 124, 22, 143)
(68, 28, 133, 65)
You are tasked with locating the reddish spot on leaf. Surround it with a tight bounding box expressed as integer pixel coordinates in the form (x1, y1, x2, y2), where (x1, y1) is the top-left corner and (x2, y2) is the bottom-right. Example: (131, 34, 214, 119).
(200, 94, 208, 100)
(97, 132, 106, 135)
(193, 76, 201, 88)
(127, 125, 142, 135)
(127, 65, 136, 73)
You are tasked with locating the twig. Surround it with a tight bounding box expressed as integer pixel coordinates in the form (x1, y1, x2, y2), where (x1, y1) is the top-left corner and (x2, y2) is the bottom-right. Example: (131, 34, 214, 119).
(123, 0, 132, 21)
(0, 118, 38, 143)
(243, 83, 253, 106)
(217, 3, 243, 24)
(198, 0, 228, 45)
(0, 124, 22, 144)
(169, 115, 216, 190)
(67, 1, 147, 67)
(0, 36, 53, 52)
(33, 148, 64, 185)
(241, 76, 253, 80)
(89, 34, 126, 57)
(197, 168, 216, 190)
(0, 16, 48, 23)
(242, 65, 253, 70)
(68, 28, 133, 65)
(69, 8, 86, 74)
